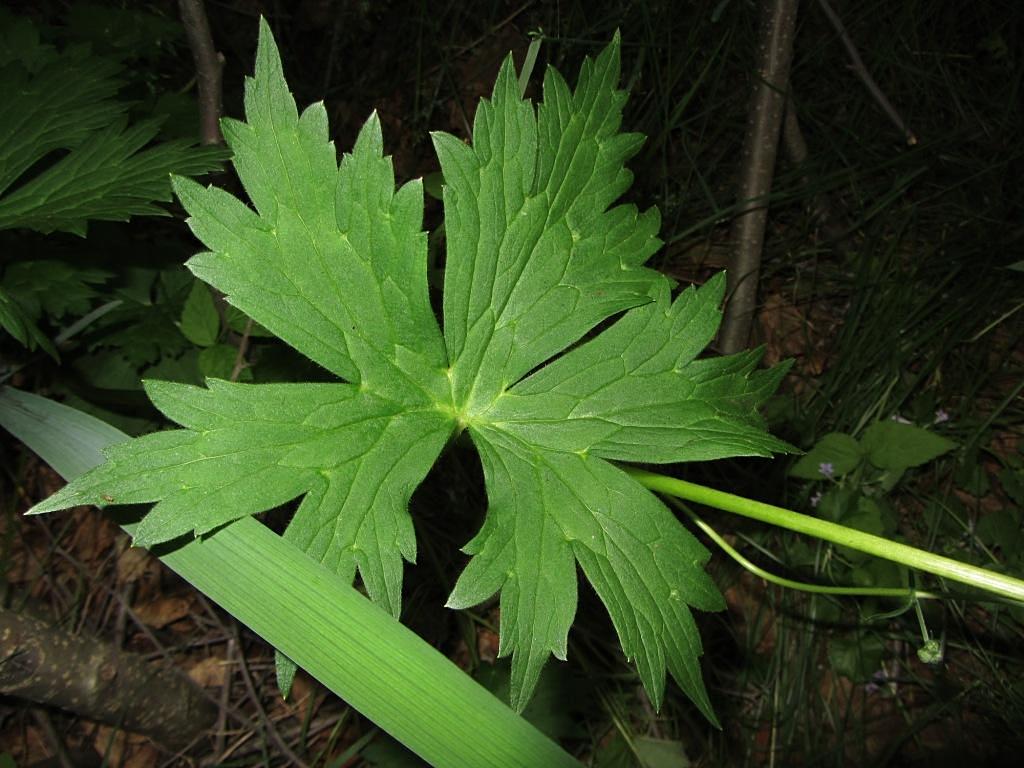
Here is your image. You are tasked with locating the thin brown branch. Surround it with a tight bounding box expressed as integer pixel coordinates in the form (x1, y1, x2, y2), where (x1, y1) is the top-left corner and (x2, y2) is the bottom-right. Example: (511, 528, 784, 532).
(230, 318, 254, 382)
(178, 0, 224, 145)
(20, 528, 251, 749)
(718, 0, 800, 354)
(816, 0, 917, 145)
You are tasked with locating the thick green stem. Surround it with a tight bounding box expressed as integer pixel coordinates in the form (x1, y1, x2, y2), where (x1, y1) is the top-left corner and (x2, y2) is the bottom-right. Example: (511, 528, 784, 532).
(627, 468, 1024, 603)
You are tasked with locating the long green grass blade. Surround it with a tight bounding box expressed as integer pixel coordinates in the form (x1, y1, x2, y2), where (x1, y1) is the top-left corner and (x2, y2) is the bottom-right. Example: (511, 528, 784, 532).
(0, 385, 125, 477)
(0, 386, 580, 768)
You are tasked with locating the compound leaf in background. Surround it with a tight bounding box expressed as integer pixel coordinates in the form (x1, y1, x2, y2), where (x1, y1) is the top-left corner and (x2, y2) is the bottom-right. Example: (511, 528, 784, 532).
(2, 260, 112, 321)
(0, 259, 112, 359)
(0, 9, 125, 195)
(0, 118, 226, 235)
(0, 285, 56, 357)
(31, 19, 792, 721)
(59, 3, 182, 64)
(0, 10, 225, 236)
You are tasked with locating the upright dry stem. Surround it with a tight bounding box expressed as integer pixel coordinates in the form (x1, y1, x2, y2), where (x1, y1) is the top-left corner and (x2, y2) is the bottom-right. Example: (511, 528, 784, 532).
(719, 0, 799, 353)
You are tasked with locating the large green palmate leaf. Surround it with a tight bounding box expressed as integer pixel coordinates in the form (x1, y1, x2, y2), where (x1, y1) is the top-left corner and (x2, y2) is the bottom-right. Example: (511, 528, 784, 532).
(31, 19, 791, 721)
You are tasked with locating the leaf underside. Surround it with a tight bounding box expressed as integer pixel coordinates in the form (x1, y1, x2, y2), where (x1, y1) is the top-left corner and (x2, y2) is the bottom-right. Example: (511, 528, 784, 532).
(31, 18, 791, 722)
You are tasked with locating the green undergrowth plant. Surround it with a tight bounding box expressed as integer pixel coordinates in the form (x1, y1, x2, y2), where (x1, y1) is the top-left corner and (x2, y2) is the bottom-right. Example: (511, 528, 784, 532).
(788, 418, 959, 661)
(791, 418, 957, 580)
(709, 410, 1024, 762)
(25, 17, 1024, 735)
(0, 8, 225, 358)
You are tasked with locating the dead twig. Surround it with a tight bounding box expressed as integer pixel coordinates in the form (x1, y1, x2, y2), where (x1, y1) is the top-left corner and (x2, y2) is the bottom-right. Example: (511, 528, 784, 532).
(816, 0, 917, 145)
(230, 317, 254, 382)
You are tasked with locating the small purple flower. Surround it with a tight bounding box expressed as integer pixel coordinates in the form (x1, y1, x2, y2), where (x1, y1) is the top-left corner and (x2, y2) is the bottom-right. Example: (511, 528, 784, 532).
(865, 670, 887, 694)
(818, 462, 835, 479)
(810, 491, 823, 508)
(934, 409, 950, 424)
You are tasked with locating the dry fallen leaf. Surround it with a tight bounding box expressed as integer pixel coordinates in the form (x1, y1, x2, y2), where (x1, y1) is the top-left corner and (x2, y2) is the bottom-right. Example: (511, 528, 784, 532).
(94, 726, 157, 768)
(117, 543, 158, 585)
(756, 290, 831, 396)
(187, 655, 229, 688)
(0, 720, 48, 766)
(288, 671, 317, 710)
(133, 595, 193, 629)
(66, 507, 117, 563)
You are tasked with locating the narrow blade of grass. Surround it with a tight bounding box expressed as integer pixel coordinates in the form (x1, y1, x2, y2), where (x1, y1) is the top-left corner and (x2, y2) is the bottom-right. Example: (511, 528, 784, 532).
(0, 385, 581, 768)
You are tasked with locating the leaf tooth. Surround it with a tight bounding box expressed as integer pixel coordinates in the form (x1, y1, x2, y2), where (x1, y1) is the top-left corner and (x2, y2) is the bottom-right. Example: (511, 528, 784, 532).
(353, 109, 384, 157)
